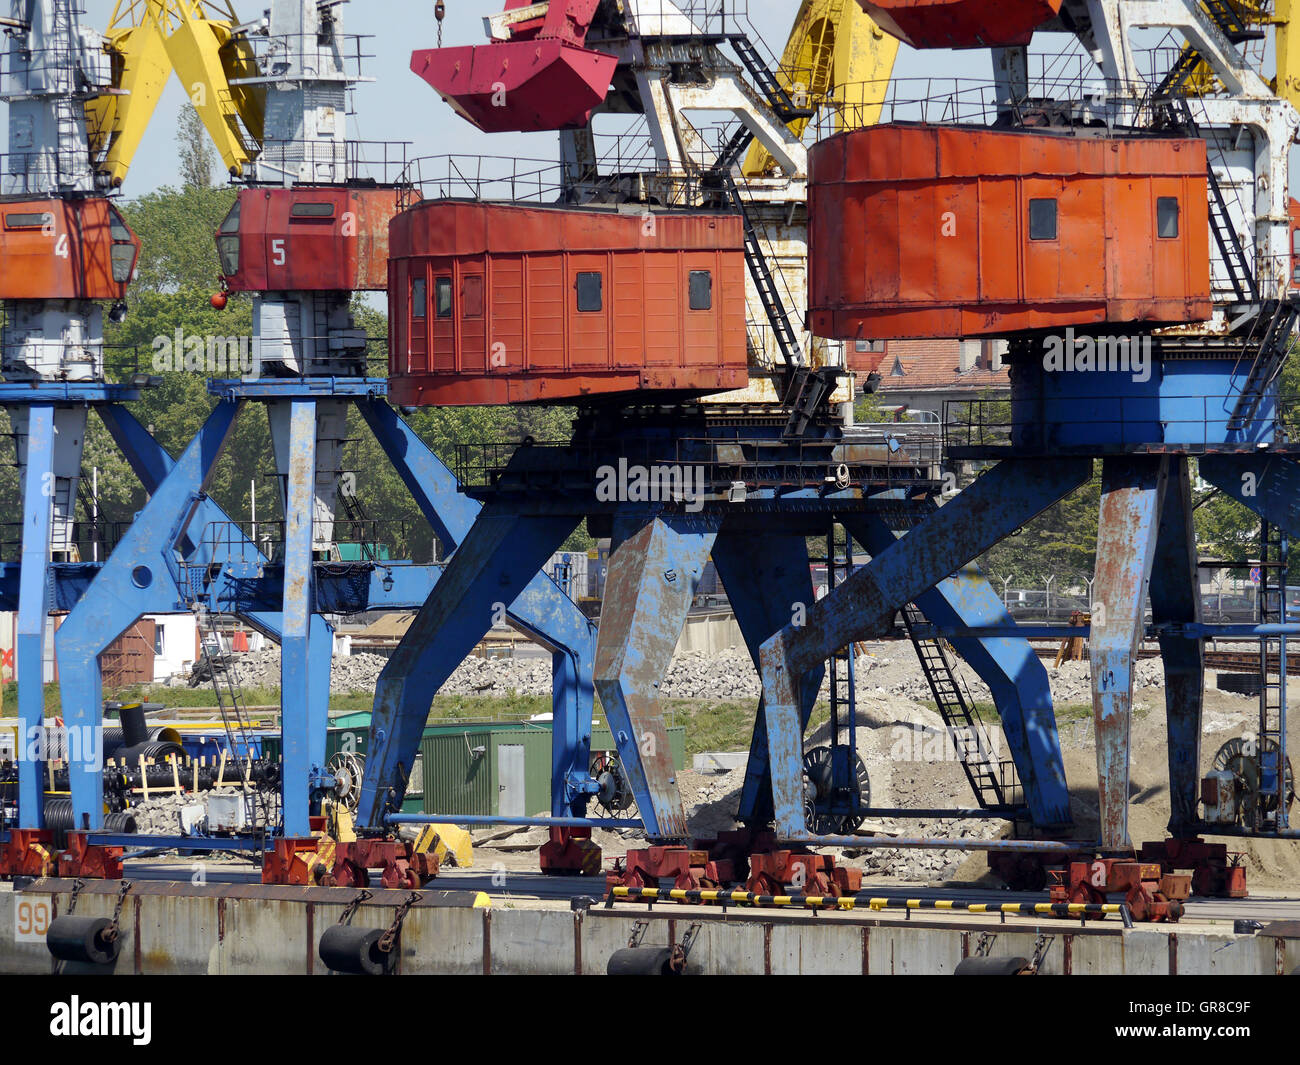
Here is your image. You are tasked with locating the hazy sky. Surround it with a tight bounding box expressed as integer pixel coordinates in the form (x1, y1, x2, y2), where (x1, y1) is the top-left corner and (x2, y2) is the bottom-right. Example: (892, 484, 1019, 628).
(25, 2, 1285, 197)
(66, 0, 998, 195)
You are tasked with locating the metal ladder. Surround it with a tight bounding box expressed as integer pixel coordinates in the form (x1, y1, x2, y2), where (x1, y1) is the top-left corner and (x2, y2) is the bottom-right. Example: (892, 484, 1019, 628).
(1166, 97, 1258, 304)
(715, 171, 802, 369)
(724, 34, 815, 123)
(1154, 0, 1262, 98)
(900, 603, 1024, 813)
(827, 524, 856, 758)
(1256, 520, 1290, 829)
(1226, 299, 1299, 433)
(711, 33, 815, 175)
(193, 605, 274, 830)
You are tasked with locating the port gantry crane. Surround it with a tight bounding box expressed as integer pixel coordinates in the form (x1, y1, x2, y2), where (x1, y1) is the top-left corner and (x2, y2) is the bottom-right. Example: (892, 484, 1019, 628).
(749, 0, 1300, 906)
(355, 0, 1075, 895)
(3, 1, 596, 883)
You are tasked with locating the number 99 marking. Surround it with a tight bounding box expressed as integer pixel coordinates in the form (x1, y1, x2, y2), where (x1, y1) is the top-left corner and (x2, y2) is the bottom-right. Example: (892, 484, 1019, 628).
(15, 898, 51, 942)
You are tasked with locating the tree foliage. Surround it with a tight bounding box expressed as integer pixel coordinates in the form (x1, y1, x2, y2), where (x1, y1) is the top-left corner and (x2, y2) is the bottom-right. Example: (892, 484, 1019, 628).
(6, 182, 595, 564)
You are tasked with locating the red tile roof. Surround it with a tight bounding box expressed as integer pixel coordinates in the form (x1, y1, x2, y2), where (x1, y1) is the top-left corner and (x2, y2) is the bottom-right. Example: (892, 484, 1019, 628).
(875, 339, 1010, 393)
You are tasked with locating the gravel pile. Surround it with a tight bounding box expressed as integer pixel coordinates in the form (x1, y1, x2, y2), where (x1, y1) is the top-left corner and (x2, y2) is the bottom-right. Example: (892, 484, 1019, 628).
(130, 789, 280, 835)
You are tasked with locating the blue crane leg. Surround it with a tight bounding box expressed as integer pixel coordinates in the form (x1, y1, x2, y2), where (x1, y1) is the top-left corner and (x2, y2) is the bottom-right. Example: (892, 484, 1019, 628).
(758, 457, 1092, 838)
(15, 406, 55, 827)
(1199, 454, 1300, 536)
(54, 401, 241, 829)
(846, 513, 1071, 828)
(1148, 458, 1204, 836)
(1091, 456, 1169, 851)
(594, 513, 721, 840)
(278, 399, 328, 837)
(710, 529, 824, 825)
(357, 397, 596, 817)
(355, 506, 579, 828)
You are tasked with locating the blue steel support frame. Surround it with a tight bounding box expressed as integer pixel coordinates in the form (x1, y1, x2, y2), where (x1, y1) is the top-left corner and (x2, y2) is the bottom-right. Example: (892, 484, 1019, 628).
(355, 504, 581, 828)
(279, 399, 328, 837)
(54, 400, 243, 827)
(1090, 456, 1168, 851)
(15, 405, 56, 827)
(757, 458, 1093, 840)
(1149, 458, 1204, 836)
(710, 529, 824, 826)
(1198, 454, 1300, 537)
(847, 513, 1071, 827)
(355, 396, 597, 818)
(593, 513, 721, 840)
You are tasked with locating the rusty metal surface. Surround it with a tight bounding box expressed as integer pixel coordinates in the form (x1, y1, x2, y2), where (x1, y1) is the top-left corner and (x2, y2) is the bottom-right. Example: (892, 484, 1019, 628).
(221, 186, 405, 293)
(388, 201, 748, 406)
(0, 198, 138, 301)
(1090, 456, 1169, 851)
(593, 513, 720, 839)
(759, 456, 1092, 834)
(1149, 459, 1205, 835)
(808, 125, 1211, 339)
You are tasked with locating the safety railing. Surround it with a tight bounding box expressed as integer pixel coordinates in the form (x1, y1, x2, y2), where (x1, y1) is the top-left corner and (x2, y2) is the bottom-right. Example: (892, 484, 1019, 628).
(247, 138, 412, 188)
(395, 154, 722, 211)
(943, 393, 1300, 452)
(191, 518, 414, 565)
(454, 431, 944, 493)
(0, 519, 135, 564)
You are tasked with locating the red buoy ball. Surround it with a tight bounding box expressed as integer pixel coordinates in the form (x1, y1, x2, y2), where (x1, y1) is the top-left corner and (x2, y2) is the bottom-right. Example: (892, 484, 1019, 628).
(210, 292, 228, 310)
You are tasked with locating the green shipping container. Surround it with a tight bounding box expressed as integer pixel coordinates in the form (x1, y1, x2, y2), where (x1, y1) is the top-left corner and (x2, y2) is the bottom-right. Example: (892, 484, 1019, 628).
(420, 726, 552, 817)
(419, 723, 685, 818)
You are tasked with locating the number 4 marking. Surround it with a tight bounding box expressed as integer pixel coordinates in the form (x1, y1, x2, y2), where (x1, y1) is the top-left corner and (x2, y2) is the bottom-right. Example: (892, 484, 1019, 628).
(55, 234, 69, 259)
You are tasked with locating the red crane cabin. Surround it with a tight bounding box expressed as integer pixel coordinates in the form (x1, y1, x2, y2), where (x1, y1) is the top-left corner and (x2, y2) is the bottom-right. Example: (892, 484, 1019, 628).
(387, 200, 749, 406)
(809, 123, 1213, 342)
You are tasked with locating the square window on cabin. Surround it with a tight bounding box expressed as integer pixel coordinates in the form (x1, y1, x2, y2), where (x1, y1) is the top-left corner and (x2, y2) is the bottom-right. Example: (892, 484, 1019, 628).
(411, 278, 427, 319)
(1157, 197, 1180, 239)
(1029, 198, 1058, 241)
(577, 271, 603, 312)
(689, 270, 712, 310)
(435, 277, 453, 318)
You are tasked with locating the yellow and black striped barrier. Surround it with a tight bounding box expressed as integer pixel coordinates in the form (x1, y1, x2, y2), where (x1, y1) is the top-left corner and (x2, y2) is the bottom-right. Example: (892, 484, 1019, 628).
(605, 887, 1132, 928)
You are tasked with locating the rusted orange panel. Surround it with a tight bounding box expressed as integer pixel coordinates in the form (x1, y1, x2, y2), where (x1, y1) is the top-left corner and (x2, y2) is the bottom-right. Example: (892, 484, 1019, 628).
(0, 198, 138, 301)
(857, 0, 1061, 49)
(220, 186, 409, 293)
(388, 201, 748, 406)
(809, 124, 1212, 340)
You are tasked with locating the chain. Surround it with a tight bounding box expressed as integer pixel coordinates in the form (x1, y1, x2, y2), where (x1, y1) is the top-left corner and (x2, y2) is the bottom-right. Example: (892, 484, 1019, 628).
(103, 880, 132, 944)
(337, 888, 373, 926)
(435, 2, 445, 47)
(65, 877, 86, 916)
(378, 891, 421, 954)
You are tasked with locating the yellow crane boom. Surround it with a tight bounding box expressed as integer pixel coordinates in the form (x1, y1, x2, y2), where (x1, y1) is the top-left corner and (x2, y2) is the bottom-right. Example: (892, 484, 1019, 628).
(743, 0, 899, 178)
(85, 0, 266, 187)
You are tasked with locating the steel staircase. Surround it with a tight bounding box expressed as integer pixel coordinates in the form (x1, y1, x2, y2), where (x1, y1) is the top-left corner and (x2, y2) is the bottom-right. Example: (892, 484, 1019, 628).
(193, 605, 274, 831)
(900, 603, 1024, 813)
(1226, 299, 1300, 433)
(715, 171, 802, 369)
(1256, 520, 1290, 829)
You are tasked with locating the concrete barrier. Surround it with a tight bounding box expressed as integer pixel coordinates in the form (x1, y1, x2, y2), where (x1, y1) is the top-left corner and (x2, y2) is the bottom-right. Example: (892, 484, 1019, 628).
(2, 882, 1297, 975)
